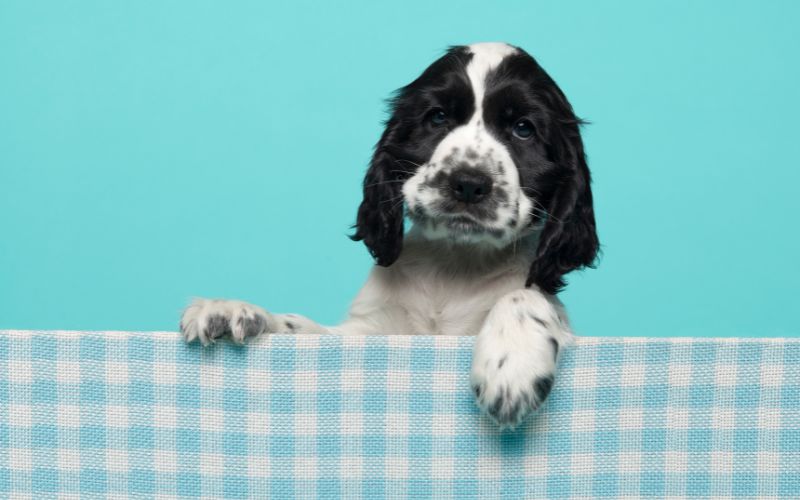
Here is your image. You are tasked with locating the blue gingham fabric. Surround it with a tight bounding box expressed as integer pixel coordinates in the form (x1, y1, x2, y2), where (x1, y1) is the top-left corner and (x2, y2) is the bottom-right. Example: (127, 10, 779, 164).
(1, 330, 798, 499)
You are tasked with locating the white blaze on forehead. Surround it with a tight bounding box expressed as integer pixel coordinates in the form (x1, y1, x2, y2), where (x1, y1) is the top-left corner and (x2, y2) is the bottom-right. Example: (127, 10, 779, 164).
(465, 43, 518, 114)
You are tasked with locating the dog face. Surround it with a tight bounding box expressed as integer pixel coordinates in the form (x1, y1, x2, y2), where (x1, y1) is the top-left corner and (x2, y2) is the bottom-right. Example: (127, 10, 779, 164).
(353, 43, 598, 294)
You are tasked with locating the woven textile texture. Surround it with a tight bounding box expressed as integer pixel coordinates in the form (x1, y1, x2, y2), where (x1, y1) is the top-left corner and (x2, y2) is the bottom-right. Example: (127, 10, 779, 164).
(1, 331, 798, 499)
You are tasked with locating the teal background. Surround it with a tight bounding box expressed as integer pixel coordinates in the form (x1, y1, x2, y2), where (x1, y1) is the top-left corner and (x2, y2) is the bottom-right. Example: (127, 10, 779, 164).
(1, 1, 798, 336)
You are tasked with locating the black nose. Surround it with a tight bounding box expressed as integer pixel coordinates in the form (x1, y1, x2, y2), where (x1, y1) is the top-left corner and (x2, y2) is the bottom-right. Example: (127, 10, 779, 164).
(449, 168, 493, 204)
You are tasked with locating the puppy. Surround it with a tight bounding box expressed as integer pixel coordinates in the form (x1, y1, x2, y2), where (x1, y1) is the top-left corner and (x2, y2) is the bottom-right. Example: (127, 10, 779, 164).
(181, 42, 598, 428)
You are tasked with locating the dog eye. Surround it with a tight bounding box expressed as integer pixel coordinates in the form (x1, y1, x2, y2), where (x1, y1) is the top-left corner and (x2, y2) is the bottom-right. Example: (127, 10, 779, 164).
(426, 108, 448, 127)
(512, 119, 535, 139)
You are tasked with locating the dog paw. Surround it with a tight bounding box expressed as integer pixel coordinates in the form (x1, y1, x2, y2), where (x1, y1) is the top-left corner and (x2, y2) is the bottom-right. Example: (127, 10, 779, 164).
(469, 289, 568, 429)
(180, 298, 274, 345)
(470, 336, 558, 429)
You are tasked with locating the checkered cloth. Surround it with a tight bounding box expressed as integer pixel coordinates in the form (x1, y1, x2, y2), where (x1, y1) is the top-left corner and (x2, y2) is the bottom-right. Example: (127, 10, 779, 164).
(1, 331, 798, 499)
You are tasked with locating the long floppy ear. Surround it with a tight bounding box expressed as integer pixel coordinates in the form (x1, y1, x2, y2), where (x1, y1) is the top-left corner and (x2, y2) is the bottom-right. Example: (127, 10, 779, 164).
(526, 94, 599, 294)
(350, 119, 406, 266)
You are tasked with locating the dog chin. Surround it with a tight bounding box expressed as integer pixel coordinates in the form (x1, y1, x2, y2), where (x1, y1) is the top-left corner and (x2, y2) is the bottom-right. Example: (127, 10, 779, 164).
(410, 210, 512, 247)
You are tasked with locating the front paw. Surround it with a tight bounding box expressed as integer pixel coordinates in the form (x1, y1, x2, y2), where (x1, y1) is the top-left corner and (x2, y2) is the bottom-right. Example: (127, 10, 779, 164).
(470, 335, 558, 429)
(180, 298, 273, 345)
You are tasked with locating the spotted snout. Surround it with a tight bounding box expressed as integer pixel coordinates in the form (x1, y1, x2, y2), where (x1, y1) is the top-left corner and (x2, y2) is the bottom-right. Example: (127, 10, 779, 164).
(403, 139, 533, 245)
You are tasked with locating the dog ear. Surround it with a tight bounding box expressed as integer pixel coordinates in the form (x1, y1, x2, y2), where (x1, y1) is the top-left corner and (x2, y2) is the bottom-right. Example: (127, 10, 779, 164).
(350, 119, 406, 266)
(526, 90, 599, 294)
(351, 46, 472, 266)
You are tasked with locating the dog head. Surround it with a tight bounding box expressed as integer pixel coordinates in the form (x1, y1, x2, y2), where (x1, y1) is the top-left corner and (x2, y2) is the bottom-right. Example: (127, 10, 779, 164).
(352, 43, 598, 294)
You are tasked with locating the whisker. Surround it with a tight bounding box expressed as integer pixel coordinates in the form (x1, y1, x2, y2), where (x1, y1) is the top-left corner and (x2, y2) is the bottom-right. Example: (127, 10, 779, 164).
(394, 158, 425, 169)
(362, 179, 407, 189)
(379, 193, 405, 205)
(521, 185, 545, 198)
(388, 197, 407, 212)
(529, 206, 563, 224)
(389, 169, 415, 176)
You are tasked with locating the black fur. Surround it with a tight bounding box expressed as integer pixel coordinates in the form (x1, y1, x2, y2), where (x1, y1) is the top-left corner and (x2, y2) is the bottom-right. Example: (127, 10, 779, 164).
(483, 50, 599, 294)
(352, 45, 598, 294)
(351, 48, 474, 265)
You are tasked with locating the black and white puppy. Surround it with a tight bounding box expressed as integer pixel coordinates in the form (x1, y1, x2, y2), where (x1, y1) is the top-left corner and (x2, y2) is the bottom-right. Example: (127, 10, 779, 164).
(181, 42, 598, 429)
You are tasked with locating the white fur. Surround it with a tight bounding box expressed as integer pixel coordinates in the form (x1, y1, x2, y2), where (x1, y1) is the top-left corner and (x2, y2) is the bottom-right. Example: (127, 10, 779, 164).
(180, 228, 574, 427)
(464, 42, 519, 114)
(470, 289, 572, 428)
(180, 42, 576, 428)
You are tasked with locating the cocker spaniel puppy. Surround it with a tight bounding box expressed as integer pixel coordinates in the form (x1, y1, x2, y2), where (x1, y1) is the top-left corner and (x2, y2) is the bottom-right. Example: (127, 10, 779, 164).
(181, 42, 598, 428)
